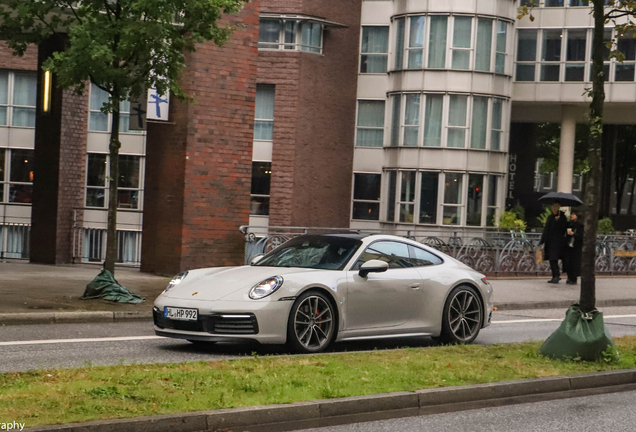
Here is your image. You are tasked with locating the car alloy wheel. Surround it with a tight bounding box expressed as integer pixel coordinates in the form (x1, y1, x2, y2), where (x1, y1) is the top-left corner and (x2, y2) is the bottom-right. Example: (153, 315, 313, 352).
(287, 291, 335, 353)
(437, 285, 483, 344)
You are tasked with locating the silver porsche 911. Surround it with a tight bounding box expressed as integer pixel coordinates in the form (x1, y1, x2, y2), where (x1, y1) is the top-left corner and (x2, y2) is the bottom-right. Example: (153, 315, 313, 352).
(153, 234, 493, 353)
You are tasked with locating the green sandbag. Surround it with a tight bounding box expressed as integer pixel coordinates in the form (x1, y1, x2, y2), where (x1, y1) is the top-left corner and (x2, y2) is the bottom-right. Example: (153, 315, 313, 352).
(81, 270, 145, 304)
(540, 304, 615, 361)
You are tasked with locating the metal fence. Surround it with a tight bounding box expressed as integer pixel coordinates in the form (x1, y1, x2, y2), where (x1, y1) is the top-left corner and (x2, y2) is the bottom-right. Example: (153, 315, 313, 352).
(0, 224, 30, 259)
(240, 226, 636, 276)
(72, 227, 143, 266)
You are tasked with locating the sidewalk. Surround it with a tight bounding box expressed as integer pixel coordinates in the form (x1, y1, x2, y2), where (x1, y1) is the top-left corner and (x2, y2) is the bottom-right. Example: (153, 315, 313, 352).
(0, 261, 168, 314)
(0, 260, 635, 316)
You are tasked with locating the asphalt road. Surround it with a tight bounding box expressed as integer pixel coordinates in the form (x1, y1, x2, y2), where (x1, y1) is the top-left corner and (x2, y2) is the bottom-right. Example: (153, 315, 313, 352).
(2, 306, 636, 372)
(299, 389, 636, 432)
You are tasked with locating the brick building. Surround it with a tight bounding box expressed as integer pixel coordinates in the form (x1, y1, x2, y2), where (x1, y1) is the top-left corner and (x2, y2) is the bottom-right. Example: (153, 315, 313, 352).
(2, 0, 636, 274)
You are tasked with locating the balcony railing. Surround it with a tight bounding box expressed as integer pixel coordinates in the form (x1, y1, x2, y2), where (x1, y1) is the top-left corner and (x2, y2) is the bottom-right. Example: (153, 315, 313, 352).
(240, 226, 636, 275)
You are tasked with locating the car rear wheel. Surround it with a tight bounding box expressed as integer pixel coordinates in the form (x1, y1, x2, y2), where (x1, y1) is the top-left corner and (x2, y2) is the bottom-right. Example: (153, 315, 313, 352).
(287, 290, 336, 354)
(435, 285, 483, 345)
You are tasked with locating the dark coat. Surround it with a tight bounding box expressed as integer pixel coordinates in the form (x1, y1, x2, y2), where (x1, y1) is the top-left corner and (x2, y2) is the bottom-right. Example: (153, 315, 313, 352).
(564, 219, 584, 277)
(540, 211, 567, 261)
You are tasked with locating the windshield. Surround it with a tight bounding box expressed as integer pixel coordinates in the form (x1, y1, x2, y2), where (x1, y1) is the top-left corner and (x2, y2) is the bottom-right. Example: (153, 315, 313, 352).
(255, 236, 362, 270)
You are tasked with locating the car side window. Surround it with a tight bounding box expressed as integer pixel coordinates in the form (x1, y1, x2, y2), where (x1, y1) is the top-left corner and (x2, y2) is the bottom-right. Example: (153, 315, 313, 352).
(409, 245, 443, 266)
(353, 241, 414, 270)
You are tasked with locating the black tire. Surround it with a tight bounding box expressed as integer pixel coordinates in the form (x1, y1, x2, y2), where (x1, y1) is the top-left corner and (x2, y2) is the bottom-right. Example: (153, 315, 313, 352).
(435, 285, 483, 345)
(287, 290, 337, 354)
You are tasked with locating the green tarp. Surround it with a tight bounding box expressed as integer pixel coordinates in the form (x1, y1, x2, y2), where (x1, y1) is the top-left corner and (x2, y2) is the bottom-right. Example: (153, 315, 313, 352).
(81, 270, 145, 304)
(540, 304, 615, 361)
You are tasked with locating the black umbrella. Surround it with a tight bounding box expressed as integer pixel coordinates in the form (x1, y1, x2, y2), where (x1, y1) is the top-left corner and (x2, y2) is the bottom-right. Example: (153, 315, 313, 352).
(538, 192, 583, 207)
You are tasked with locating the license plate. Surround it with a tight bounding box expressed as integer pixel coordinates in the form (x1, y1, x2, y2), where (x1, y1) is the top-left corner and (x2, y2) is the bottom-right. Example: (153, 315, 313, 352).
(164, 307, 198, 321)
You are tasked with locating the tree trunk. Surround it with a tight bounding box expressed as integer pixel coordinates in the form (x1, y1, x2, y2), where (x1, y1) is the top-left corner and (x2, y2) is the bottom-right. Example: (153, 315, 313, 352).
(579, 0, 605, 313)
(104, 95, 121, 275)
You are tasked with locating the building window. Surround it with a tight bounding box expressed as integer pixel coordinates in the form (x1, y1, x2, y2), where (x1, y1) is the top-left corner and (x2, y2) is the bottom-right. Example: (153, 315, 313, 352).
(419, 171, 439, 224)
(467, 174, 483, 226)
(443, 172, 463, 225)
(399, 171, 416, 222)
(589, 29, 612, 82)
(395, 18, 406, 69)
(85, 154, 143, 210)
(470, 96, 488, 149)
(390, 93, 506, 150)
(407, 16, 426, 69)
(356, 100, 385, 147)
(491, 98, 503, 151)
(541, 29, 562, 81)
(254, 85, 275, 141)
(451, 16, 472, 70)
(86, 154, 107, 208)
(390, 94, 401, 146)
(2, 149, 34, 204)
(475, 19, 493, 72)
(384, 170, 500, 226)
(12, 74, 36, 127)
(423, 94, 443, 147)
(88, 84, 139, 133)
(403, 94, 420, 146)
(487, 175, 499, 226)
(301, 22, 323, 53)
(516, 29, 538, 81)
(565, 29, 587, 81)
(495, 21, 508, 73)
(361, 26, 389, 73)
(616, 32, 636, 81)
(386, 171, 397, 221)
(447, 95, 468, 148)
(0, 71, 37, 128)
(251, 162, 271, 216)
(118, 155, 141, 209)
(258, 18, 323, 53)
(352, 173, 381, 220)
(428, 16, 448, 69)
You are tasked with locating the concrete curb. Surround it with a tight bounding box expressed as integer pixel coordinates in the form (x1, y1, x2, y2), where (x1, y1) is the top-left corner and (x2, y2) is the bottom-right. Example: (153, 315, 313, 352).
(2, 298, 636, 324)
(494, 299, 636, 311)
(25, 369, 636, 432)
(0, 311, 152, 326)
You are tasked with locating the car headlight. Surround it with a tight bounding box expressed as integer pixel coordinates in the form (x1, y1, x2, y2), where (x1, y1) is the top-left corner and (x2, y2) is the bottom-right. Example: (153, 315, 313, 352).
(163, 271, 188, 294)
(249, 276, 283, 300)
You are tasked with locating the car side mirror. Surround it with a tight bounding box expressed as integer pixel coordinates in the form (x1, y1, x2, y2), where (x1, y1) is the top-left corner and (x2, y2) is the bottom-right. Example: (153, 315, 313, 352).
(358, 260, 389, 278)
(250, 254, 265, 265)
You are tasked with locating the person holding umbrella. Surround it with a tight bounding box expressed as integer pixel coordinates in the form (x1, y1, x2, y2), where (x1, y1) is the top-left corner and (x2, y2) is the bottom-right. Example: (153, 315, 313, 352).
(564, 212, 584, 285)
(538, 192, 584, 284)
(540, 202, 568, 283)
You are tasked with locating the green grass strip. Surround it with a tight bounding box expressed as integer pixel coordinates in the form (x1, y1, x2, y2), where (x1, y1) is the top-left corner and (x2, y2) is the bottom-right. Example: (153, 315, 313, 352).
(3, 337, 636, 427)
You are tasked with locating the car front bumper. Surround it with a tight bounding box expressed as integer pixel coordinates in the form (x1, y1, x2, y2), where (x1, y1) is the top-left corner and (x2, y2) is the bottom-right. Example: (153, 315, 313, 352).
(153, 297, 293, 344)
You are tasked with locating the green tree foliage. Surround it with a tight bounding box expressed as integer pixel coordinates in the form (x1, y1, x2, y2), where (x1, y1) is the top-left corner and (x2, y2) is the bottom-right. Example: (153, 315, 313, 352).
(597, 217, 615, 235)
(497, 211, 527, 232)
(535, 123, 591, 175)
(0, 0, 246, 274)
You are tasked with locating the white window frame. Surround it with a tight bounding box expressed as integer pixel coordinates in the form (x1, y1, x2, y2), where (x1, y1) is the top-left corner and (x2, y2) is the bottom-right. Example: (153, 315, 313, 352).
(355, 99, 386, 147)
(0, 71, 37, 129)
(84, 153, 145, 211)
(258, 18, 324, 54)
(351, 172, 382, 221)
(88, 84, 143, 135)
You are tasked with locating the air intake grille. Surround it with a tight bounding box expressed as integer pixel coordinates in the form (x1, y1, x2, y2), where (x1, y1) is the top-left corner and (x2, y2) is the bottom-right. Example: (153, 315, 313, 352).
(153, 309, 258, 335)
(213, 315, 258, 334)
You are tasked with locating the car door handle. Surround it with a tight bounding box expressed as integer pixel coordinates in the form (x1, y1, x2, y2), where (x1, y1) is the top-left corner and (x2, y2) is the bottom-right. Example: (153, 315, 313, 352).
(409, 283, 421, 290)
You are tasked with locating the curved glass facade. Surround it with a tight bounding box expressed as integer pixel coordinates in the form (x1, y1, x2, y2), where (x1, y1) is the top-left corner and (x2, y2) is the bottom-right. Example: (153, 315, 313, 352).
(352, 0, 516, 229)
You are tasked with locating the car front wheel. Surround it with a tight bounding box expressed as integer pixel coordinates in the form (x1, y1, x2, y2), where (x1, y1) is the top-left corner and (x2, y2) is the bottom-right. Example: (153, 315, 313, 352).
(287, 290, 336, 354)
(436, 285, 483, 345)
